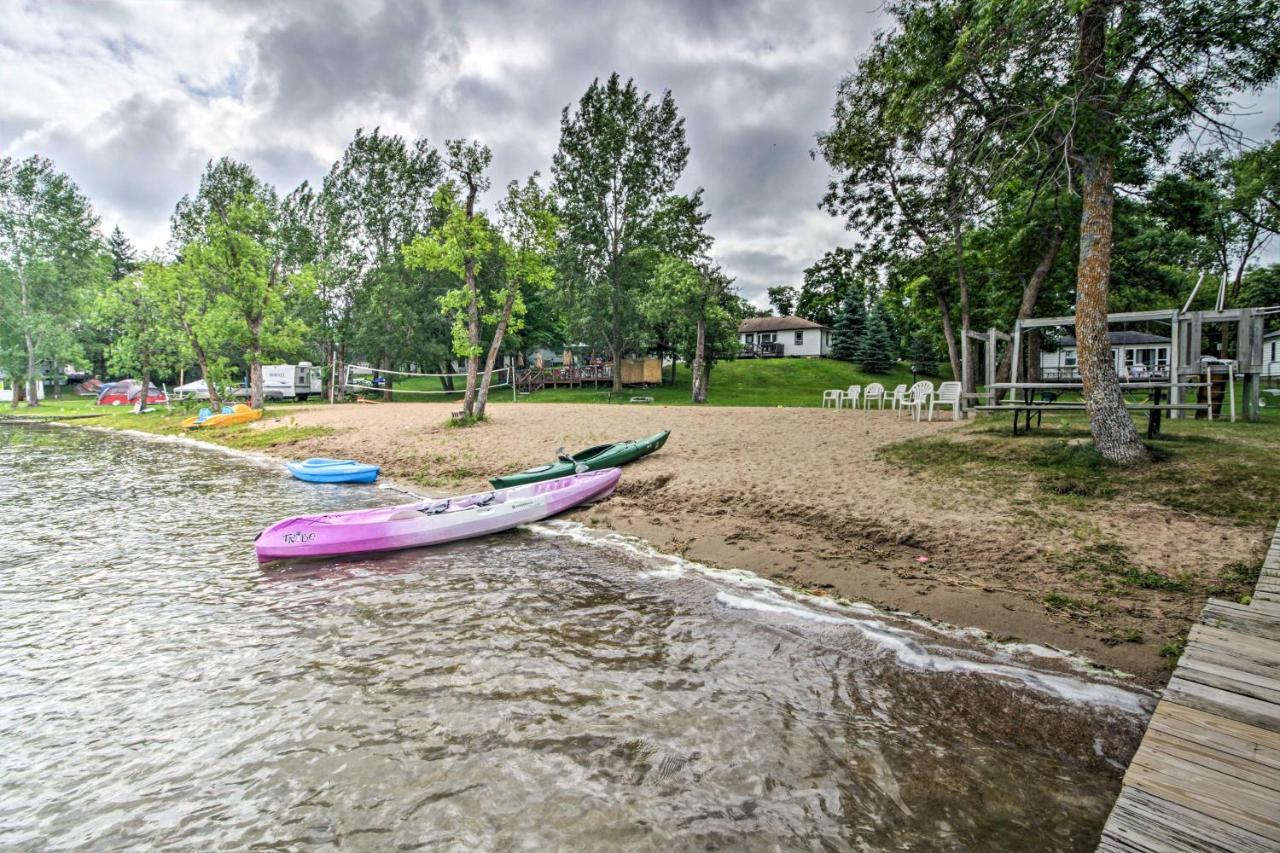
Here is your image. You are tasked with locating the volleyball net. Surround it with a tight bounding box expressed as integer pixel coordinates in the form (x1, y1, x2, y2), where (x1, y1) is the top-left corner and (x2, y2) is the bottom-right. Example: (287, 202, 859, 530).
(343, 364, 512, 397)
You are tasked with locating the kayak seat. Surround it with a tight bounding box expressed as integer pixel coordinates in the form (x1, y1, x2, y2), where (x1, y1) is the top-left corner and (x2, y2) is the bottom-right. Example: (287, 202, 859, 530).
(196, 407, 212, 422)
(221, 405, 234, 414)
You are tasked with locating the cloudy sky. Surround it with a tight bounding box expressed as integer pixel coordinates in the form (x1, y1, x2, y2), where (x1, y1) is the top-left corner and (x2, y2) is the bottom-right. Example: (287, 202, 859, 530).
(3, 1, 1277, 306)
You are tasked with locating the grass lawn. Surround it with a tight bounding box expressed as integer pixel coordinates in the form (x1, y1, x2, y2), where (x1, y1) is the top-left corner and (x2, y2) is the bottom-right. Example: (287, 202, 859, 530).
(1, 395, 331, 449)
(883, 403, 1280, 530)
(509, 359, 953, 407)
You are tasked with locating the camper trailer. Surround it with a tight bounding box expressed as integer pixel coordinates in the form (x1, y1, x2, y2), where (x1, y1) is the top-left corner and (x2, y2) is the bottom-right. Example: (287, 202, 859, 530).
(262, 363, 323, 401)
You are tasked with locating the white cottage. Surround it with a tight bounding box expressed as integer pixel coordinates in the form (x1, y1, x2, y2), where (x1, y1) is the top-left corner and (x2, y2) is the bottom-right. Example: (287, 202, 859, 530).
(1265, 329, 1279, 378)
(739, 316, 830, 358)
(1040, 330, 1172, 380)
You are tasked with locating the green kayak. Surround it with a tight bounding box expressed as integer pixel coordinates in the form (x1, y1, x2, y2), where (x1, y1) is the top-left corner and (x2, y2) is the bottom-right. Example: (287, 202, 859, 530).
(489, 430, 670, 489)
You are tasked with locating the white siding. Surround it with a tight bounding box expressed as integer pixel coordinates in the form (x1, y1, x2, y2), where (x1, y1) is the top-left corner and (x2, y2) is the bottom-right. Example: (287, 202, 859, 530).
(1265, 335, 1280, 378)
(740, 326, 829, 357)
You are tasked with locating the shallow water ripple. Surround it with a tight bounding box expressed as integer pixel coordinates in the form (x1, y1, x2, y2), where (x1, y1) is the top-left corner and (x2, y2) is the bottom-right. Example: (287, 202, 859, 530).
(0, 425, 1147, 850)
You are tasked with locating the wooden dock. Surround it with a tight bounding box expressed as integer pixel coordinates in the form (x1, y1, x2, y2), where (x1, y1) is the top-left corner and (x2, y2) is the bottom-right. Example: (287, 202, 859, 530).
(1098, 520, 1280, 851)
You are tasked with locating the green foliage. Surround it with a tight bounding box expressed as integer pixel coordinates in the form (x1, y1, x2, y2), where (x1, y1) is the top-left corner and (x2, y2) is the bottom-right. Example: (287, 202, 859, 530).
(0, 155, 103, 402)
(856, 303, 895, 373)
(907, 329, 938, 375)
(766, 285, 797, 316)
(828, 286, 865, 361)
(799, 248, 858, 326)
(552, 73, 689, 378)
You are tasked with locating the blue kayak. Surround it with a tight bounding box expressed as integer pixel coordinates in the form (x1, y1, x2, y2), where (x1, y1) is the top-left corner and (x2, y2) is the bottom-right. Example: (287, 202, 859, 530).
(286, 457, 381, 484)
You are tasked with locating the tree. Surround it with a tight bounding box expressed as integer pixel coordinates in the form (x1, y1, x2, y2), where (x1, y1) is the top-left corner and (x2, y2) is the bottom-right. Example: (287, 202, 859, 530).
(107, 226, 139, 282)
(172, 158, 305, 409)
(473, 174, 559, 417)
(954, 0, 1280, 462)
(403, 139, 493, 420)
(553, 73, 690, 392)
(798, 248, 858, 326)
(908, 328, 939, 376)
(94, 262, 186, 412)
(0, 156, 101, 406)
(300, 128, 446, 400)
(857, 302, 896, 373)
(646, 257, 736, 402)
(766, 285, 797, 316)
(828, 286, 865, 361)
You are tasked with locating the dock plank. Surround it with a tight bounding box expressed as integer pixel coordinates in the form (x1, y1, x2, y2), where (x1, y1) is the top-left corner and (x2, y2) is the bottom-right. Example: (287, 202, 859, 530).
(1097, 520, 1280, 851)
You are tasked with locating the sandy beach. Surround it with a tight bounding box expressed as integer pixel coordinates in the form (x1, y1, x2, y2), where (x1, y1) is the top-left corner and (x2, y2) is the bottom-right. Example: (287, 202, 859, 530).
(256, 401, 1266, 684)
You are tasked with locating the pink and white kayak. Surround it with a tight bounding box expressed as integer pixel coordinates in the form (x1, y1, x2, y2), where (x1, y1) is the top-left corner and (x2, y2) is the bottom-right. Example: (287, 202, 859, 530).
(255, 468, 621, 562)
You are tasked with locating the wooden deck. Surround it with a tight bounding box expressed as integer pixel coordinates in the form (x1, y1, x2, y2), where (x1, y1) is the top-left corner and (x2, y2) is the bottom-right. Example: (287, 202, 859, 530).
(1097, 520, 1280, 851)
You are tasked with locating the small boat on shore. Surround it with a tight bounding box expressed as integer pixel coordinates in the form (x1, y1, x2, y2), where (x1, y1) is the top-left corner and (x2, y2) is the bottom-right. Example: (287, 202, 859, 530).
(489, 430, 670, 489)
(183, 404, 262, 430)
(286, 458, 381, 484)
(255, 468, 621, 562)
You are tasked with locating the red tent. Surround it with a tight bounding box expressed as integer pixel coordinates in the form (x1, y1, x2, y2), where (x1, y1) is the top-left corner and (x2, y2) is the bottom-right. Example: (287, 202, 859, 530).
(96, 380, 168, 406)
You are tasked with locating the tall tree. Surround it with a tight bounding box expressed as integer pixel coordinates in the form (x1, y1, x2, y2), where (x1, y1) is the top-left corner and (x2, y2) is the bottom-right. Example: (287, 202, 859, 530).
(798, 248, 858, 326)
(828, 286, 866, 362)
(647, 258, 737, 402)
(107, 226, 139, 282)
(300, 128, 445, 400)
(766, 285, 797, 316)
(473, 175, 558, 418)
(0, 156, 101, 406)
(94, 262, 186, 412)
(553, 73, 690, 392)
(172, 158, 303, 409)
(957, 0, 1280, 461)
(403, 141, 494, 419)
(857, 302, 896, 373)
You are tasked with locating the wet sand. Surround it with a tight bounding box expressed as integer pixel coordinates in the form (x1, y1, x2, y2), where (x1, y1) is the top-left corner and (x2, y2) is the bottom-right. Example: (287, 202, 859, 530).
(256, 401, 1266, 685)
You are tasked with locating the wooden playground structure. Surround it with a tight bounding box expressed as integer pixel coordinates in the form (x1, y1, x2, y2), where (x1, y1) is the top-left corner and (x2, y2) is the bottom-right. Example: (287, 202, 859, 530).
(963, 307, 1278, 431)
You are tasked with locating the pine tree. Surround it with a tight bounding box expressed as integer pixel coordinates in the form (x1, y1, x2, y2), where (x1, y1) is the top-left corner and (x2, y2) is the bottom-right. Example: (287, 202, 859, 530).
(857, 305, 895, 373)
(828, 287, 864, 361)
(908, 331, 939, 376)
(107, 226, 138, 282)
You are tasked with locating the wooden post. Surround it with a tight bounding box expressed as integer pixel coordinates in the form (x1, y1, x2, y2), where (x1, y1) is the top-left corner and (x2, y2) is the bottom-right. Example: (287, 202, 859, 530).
(1169, 311, 1181, 420)
(986, 328, 998, 405)
(1010, 320, 1022, 384)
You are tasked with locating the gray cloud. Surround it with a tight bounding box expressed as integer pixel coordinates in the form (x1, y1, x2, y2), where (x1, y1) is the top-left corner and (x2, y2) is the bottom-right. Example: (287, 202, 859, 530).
(3, 0, 1277, 299)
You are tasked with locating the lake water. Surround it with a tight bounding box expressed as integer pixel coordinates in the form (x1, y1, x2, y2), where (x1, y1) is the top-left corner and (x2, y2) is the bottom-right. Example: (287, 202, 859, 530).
(0, 424, 1151, 850)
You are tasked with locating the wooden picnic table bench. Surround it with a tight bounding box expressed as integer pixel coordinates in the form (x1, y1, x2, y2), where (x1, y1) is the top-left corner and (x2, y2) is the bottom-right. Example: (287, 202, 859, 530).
(981, 382, 1210, 437)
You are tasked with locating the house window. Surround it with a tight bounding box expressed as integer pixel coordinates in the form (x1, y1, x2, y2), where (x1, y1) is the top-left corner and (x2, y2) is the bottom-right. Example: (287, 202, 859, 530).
(744, 333, 754, 344)
(794, 331, 804, 346)
(760, 332, 776, 343)
(1063, 350, 1078, 367)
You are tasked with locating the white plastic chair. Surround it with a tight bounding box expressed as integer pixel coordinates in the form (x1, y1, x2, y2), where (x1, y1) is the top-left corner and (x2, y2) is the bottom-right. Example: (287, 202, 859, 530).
(898, 380, 934, 421)
(841, 385, 861, 409)
(929, 381, 963, 421)
(863, 382, 886, 410)
(889, 384, 908, 411)
(821, 389, 843, 409)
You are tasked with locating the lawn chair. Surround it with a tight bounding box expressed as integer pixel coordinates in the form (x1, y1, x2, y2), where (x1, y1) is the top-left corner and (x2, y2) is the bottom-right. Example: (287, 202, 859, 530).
(929, 381, 963, 421)
(841, 385, 861, 409)
(889, 384, 908, 411)
(898, 380, 934, 421)
(821, 389, 843, 408)
(863, 382, 886, 410)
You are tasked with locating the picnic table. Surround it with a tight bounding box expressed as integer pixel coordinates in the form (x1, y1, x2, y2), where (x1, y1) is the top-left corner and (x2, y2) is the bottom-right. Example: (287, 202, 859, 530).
(977, 381, 1208, 437)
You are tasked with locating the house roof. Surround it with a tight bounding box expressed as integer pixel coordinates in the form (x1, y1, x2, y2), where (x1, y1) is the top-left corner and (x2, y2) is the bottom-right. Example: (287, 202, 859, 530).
(1059, 330, 1170, 347)
(739, 315, 825, 333)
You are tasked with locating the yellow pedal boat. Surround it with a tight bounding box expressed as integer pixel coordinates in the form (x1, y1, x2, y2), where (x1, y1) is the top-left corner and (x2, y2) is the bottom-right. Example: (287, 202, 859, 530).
(182, 403, 263, 430)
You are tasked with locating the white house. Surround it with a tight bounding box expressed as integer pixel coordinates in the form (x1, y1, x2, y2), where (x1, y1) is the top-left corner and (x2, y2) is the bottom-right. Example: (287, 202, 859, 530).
(1265, 329, 1279, 378)
(1040, 330, 1172, 380)
(739, 316, 830, 358)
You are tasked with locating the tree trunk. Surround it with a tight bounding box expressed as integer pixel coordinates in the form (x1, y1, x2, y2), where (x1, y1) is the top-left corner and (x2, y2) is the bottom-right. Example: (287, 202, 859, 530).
(1076, 153, 1146, 463)
(24, 331, 38, 408)
(475, 289, 519, 419)
(691, 315, 708, 403)
(935, 286, 961, 383)
(461, 254, 480, 417)
(994, 226, 1066, 401)
(954, 222, 974, 395)
(438, 363, 455, 392)
(1072, 1, 1145, 464)
(248, 319, 264, 409)
(136, 364, 150, 414)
